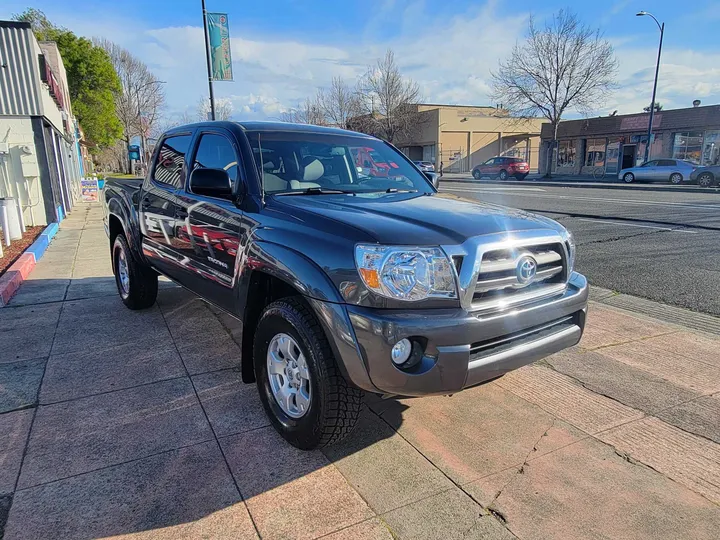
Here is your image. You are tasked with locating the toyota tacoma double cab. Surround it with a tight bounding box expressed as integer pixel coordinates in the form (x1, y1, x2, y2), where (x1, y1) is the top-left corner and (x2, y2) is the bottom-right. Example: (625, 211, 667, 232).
(103, 121, 588, 449)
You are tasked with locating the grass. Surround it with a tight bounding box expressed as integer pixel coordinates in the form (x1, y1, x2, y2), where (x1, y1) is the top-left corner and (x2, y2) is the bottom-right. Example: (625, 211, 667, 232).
(103, 173, 140, 179)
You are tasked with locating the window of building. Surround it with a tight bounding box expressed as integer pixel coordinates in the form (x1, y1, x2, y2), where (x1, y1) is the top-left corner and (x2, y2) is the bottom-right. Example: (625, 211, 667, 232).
(153, 135, 192, 189)
(193, 133, 239, 189)
(702, 130, 720, 166)
(585, 138, 606, 167)
(556, 140, 576, 167)
(672, 132, 703, 164)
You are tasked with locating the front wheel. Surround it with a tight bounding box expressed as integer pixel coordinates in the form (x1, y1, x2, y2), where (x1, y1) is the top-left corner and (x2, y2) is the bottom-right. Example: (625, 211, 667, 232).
(112, 234, 158, 310)
(622, 172, 635, 183)
(498, 170, 508, 180)
(254, 297, 362, 449)
(670, 172, 683, 184)
(472, 169, 481, 180)
(698, 172, 715, 188)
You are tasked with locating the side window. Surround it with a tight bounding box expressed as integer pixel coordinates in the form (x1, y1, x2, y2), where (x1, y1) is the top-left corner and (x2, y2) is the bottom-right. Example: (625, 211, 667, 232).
(642, 160, 658, 167)
(658, 159, 675, 167)
(153, 135, 192, 189)
(193, 133, 239, 187)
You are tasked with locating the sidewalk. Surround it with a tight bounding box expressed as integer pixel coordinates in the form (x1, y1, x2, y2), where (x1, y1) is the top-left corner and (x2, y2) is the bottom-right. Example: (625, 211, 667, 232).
(1, 204, 719, 539)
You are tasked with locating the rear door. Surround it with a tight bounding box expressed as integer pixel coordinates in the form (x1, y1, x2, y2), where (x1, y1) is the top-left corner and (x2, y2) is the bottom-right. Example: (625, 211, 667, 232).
(140, 133, 192, 279)
(173, 128, 245, 311)
(656, 159, 676, 182)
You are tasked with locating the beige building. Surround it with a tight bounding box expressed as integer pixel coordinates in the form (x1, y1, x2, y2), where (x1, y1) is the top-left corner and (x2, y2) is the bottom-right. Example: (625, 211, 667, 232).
(395, 104, 543, 173)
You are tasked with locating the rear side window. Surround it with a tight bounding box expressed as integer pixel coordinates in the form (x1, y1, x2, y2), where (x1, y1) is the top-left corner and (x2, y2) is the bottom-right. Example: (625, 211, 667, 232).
(658, 159, 675, 167)
(153, 135, 192, 189)
(508, 157, 524, 163)
(193, 133, 239, 188)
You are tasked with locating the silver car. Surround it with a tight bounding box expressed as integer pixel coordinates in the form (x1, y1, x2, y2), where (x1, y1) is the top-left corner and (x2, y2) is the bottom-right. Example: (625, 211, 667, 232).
(618, 159, 696, 184)
(413, 161, 435, 173)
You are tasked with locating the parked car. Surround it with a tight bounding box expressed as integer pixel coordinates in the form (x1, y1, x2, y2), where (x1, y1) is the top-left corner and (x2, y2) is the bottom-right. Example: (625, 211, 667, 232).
(618, 159, 696, 184)
(104, 121, 587, 450)
(472, 157, 530, 180)
(689, 165, 720, 188)
(413, 160, 435, 172)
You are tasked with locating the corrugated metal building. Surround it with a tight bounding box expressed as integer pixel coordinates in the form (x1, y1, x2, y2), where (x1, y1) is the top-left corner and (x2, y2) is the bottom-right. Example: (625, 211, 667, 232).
(0, 20, 83, 227)
(539, 103, 720, 176)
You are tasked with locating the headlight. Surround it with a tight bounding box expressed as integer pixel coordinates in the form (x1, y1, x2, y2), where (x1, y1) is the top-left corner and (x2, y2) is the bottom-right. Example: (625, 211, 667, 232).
(355, 245, 457, 301)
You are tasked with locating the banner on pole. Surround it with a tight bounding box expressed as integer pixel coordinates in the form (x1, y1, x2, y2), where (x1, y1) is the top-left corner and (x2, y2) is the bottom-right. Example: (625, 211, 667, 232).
(207, 13, 233, 81)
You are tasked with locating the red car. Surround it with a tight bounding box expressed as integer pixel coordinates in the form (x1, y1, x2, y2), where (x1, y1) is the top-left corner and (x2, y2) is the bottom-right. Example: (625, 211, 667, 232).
(472, 157, 529, 180)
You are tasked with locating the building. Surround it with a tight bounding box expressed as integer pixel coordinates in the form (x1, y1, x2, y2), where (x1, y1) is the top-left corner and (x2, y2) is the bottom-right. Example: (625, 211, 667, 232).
(394, 104, 544, 172)
(538, 103, 720, 176)
(0, 20, 83, 227)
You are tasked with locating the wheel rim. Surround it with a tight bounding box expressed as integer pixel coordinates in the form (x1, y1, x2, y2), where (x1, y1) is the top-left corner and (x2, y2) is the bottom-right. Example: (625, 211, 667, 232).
(473, 171, 480, 179)
(117, 247, 130, 297)
(624, 174, 633, 183)
(671, 174, 682, 184)
(500, 171, 507, 180)
(700, 174, 711, 186)
(267, 333, 311, 419)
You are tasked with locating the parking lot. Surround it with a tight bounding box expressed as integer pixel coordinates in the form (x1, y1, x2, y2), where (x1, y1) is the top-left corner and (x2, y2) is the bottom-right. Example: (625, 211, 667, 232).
(441, 180, 720, 315)
(1, 204, 719, 540)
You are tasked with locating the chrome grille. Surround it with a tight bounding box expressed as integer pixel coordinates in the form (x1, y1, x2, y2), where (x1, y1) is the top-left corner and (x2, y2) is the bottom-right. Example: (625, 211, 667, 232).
(472, 242, 567, 311)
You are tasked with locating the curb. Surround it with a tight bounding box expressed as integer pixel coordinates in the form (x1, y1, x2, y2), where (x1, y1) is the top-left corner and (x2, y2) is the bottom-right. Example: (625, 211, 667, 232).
(589, 285, 720, 336)
(0, 221, 61, 307)
(440, 177, 720, 194)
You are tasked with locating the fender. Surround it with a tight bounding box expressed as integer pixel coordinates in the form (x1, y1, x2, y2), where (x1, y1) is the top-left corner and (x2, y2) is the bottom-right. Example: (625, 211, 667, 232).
(236, 239, 345, 305)
(106, 191, 145, 264)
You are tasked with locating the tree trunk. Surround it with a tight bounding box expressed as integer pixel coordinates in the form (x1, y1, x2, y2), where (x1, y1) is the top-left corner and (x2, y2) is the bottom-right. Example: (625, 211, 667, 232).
(125, 136, 131, 174)
(544, 122, 559, 178)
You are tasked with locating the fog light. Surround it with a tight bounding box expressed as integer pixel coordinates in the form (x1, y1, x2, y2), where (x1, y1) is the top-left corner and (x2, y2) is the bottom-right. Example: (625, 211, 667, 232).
(391, 338, 412, 365)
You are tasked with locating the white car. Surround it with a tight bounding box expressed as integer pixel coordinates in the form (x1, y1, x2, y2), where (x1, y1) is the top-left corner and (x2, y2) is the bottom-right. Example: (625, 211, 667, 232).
(618, 159, 696, 184)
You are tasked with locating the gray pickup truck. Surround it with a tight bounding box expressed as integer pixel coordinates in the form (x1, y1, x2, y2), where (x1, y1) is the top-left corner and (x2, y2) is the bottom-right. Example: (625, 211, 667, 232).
(103, 121, 588, 449)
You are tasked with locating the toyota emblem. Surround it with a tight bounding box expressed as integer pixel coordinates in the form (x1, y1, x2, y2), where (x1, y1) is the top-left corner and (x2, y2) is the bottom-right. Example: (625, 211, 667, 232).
(516, 255, 537, 285)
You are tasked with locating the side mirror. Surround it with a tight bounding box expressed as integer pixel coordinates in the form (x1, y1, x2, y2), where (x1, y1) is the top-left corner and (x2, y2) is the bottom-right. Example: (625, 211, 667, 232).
(423, 171, 438, 188)
(189, 168, 232, 198)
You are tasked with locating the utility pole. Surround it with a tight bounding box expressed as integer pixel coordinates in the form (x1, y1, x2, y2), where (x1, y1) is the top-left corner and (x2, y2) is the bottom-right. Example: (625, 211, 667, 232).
(637, 11, 664, 164)
(201, 0, 216, 120)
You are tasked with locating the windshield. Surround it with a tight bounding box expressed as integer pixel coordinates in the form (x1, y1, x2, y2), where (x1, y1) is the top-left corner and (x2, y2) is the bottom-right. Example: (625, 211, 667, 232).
(246, 131, 435, 195)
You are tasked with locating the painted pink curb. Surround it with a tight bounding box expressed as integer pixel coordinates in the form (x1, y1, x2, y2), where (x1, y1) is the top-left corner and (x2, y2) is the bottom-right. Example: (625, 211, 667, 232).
(0, 253, 37, 306)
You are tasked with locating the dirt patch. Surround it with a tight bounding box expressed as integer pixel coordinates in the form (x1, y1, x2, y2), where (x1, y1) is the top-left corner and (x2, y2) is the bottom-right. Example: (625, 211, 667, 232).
(0, 226, 44, 277)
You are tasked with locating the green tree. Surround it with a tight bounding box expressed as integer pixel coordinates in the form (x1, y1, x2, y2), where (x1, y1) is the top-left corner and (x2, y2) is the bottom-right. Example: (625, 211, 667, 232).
(12, 9, 122, 148)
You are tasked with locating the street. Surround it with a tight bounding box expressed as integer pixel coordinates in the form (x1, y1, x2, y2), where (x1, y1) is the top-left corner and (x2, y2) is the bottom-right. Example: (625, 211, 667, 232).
(440, 180, 720, 315)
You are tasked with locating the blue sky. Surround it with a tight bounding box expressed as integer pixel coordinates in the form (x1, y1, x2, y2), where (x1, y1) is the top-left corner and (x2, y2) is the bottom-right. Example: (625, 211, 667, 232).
(3, 0, 719, 121)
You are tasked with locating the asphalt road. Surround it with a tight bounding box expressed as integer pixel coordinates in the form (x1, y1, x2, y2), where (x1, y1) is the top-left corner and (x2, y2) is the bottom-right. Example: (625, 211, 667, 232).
(440, 180, 720, 316)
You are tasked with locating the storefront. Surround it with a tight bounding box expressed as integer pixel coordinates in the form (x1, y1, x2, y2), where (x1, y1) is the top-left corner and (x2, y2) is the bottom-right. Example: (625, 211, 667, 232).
(538, 104, 720, 175)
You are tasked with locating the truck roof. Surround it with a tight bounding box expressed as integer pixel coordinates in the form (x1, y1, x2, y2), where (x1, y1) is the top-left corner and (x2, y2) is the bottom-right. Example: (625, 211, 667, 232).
(164, 120, 375, 139)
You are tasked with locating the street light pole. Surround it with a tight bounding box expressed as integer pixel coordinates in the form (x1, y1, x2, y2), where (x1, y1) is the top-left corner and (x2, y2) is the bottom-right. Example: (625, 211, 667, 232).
(637, 11, 664, 164)
(201, 0, 216, 120)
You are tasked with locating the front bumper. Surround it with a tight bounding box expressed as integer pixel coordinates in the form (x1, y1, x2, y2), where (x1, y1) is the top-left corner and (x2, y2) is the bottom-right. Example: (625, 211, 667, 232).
(316, 272, 588, 397)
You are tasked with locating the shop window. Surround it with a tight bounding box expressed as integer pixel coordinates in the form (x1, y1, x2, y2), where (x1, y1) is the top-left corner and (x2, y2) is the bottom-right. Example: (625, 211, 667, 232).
(672, 132, 703, 164)
(585, 138, 606, 167)
(702, 131, 720, 166)
(556, 140, 576, 167)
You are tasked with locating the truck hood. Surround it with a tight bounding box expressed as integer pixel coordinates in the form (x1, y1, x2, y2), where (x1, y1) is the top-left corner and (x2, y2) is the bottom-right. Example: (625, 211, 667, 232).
(269, 192, 565, 245)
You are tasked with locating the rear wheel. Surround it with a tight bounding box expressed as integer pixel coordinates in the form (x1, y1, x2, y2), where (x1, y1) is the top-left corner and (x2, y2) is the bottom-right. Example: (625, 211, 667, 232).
(622, 172, 635, 183)
(698, 172, 714, 188)
(498, 170, 508, 180)
(254, 296, 362, 449)
(112, 234, 158, 310)
(670, 172, 683, 184)
(472, 169, 481, 180)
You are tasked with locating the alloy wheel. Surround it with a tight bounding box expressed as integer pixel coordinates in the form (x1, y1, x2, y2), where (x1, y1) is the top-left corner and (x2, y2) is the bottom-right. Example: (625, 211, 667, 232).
(267, 333, 312, 418)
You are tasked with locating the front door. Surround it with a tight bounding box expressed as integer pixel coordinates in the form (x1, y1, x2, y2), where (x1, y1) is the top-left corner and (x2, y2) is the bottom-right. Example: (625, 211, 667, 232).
(173, 130, 244, 312)
(621, 144, 636, 169)
(140, 133, 192, 279)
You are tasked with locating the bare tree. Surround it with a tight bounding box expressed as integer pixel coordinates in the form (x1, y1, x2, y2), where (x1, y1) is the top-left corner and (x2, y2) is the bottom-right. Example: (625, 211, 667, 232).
(95, 38, 165, 172)
(490, 10, 618, 176)
(197, 97, 233, 121)
(318, 77, 360, 128)
(356, 49, 422, 143)
(280, 96, 325, 125)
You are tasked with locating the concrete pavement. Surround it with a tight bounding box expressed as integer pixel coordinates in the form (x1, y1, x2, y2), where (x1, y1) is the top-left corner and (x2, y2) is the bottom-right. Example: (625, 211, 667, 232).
(1, 204, 719, 539)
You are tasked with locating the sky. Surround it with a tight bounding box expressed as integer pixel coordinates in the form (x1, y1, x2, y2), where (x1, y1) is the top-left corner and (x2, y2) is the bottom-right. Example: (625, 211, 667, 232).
(3, 0, 720, 123)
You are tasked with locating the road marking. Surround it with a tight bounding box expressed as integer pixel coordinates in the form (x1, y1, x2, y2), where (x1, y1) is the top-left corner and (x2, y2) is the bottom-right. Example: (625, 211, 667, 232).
(459, 187, 547, 192)
(443, 186, 720, 210)
(576, 218, 699, 233)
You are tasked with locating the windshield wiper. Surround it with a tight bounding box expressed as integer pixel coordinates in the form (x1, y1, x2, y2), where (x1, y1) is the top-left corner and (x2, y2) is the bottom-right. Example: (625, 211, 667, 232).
(276, 187, 355, 196)
(385, 188, 418, 193)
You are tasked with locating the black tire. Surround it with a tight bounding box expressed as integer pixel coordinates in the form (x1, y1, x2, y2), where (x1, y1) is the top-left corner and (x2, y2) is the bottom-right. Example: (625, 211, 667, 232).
(472, 169, 481, 180)
(253, 296, 362, 449)
(112, 234, 158, 310)
(698, 172, 714, 188)
(670, 172, 683, 185)
(623, 172, 635, 183)
(498, 170, 508, 180)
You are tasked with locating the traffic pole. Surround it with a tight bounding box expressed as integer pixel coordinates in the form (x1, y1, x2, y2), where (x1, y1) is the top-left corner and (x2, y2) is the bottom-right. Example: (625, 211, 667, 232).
(201, 0, 216, 120)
